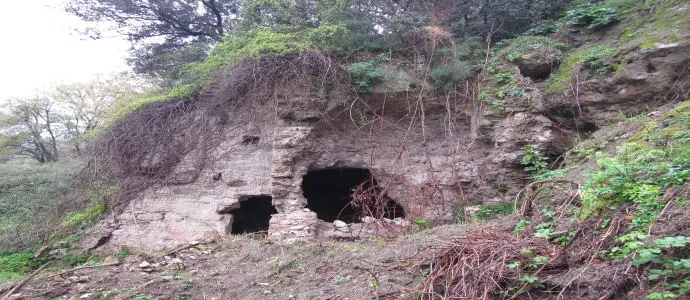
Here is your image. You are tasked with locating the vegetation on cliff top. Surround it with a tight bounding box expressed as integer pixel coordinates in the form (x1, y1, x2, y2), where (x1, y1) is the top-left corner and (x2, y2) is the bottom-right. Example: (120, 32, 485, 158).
(1, 1, 689, 298)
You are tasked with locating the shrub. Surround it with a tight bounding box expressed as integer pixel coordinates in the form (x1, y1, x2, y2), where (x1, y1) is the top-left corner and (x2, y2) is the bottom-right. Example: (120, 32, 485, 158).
(430, 61, 472, 85)
(347, 60, 387, 93)
(562, 4, 622, 31)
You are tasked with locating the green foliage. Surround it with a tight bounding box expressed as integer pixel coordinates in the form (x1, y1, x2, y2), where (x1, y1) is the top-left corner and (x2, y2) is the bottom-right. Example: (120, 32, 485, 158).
(547, 45, 617, 94)
(109, 84, 195, 123)
(631, 236, 690, 298)
(60, 184, 114, 230)
(347, 60, 387, 93)
(617, 0, 689, 52)
(495, 73, 516, 85)
(582, 103, 690, 297)
(562, 4, 622, 31)
(0, 250, 49, 283)
(513, 219, 531, 235)
(61, 251, 89, 267)
(580, 103, 690, 218)
(494, 36, 565, 62)
(473, 203, 515, 222)
(520, 145, 551, 180)
(519, 275, 539, 283)
(413, 218, 430, 230)
(0, 161, 79, 243)
(429, 61, 473, 89)
(114, 247, 132, 259)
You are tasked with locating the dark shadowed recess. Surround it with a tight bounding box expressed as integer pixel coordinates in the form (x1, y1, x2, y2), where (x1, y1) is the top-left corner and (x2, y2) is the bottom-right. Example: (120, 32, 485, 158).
(229, 196, 277, 234)
(302, 168, 405, 223)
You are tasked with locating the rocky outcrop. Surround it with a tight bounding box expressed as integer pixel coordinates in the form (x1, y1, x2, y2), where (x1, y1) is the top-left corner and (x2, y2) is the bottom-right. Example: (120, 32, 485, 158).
(84, 32, 689, 253)
(515, 48, 558, 80)
(545, 39, 690, 129)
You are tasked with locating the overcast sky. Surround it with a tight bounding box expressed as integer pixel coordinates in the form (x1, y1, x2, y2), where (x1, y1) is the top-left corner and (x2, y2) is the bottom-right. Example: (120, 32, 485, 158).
(0, 0, 129, 103)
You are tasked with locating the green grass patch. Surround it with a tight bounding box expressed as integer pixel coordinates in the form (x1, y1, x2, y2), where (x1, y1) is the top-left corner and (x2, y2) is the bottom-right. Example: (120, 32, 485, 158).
(0, 161, 80, 239)
(0, 250, 49, 284)
(546, 45, 617, 94)
(474, 203, 515, 221)
(617, 0, 690, 51)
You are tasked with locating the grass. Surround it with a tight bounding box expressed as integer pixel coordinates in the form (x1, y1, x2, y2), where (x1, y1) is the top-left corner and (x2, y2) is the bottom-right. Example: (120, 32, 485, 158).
(473, 203, 516, 222)
(0, 161, 80, 238)
(546, 44, 617, 94)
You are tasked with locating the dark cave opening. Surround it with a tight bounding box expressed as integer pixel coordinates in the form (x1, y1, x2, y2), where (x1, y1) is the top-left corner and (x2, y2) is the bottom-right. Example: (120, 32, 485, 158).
(229, 195, 277, 234)
(302, 168, 405, 223)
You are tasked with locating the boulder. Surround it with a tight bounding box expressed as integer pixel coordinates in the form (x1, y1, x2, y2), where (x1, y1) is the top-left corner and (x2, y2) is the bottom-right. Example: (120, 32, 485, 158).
(515, 49, 557, 80)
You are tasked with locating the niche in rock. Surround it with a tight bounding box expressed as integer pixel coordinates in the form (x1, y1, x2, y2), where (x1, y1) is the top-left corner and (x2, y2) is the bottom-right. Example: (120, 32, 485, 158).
(302, 168, 405, 223)
(227, 195, 277, 234)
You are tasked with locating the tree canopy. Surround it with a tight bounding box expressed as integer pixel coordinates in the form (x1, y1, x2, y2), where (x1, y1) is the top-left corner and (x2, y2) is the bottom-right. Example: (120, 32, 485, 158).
(66, 0, 576, 86)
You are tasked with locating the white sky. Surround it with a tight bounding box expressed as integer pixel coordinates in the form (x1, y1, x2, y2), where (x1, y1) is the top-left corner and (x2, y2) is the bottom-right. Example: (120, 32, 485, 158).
(0, 0, 129, 103)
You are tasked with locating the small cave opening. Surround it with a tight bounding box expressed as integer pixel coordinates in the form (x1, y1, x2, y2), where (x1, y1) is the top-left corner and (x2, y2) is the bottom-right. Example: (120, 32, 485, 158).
(228, 195, 277, 234)
(302, 168, 405, 223)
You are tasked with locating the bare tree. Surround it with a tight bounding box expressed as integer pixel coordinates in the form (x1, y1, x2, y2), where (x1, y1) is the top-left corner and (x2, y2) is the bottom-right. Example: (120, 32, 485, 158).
(0, 97, 61, 163)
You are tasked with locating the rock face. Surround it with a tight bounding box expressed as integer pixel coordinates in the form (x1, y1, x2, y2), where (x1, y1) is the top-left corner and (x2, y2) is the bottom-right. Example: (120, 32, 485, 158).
(89, 35, 688, 253)
(545, 40, 690, 129)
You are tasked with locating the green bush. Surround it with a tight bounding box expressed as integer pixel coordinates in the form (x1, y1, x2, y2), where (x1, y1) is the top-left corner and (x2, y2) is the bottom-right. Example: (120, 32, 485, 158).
(430, 61, 472, 85)
(562, 4, 622, 31)
(347, 60, 387, 93)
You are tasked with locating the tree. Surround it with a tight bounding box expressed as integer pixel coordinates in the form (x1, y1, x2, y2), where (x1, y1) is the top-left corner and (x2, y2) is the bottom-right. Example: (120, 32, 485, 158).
(0, 97, 61, 163)
(66, 0, 242, 84)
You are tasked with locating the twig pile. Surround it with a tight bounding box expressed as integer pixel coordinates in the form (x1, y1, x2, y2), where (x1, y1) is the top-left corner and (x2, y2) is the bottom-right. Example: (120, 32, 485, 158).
(412, 230, 554, 299)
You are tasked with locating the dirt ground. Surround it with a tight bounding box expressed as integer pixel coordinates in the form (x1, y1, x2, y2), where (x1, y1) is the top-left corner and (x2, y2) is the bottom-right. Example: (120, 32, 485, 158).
(13, 222, 509, 300)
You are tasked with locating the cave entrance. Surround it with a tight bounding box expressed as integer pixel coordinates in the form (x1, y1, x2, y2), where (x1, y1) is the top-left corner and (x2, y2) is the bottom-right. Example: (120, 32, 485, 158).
(228, 195, 277, 234)
(302, 168, 405, 223)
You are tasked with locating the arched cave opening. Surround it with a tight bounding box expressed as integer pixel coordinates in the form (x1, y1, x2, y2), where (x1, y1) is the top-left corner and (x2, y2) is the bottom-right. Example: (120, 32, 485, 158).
(302, 168, 405, 223)
(228, 195, 277, 234)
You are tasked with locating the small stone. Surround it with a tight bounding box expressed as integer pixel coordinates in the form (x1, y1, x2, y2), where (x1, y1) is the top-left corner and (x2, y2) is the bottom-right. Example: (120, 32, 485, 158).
(103, 256, 119, 264)
(189, 240, 200, 246)
(361, 216, 376, 223)
(48, 248, 67, 257)
(164, 256, 172, 260)
(161, 276, 174, 282)
(263, 290, 272, 295)
(288, 295, 294, 299)
(257, 282, 270, 286)
(333, 220, 347, 228)
(138, 261, 151, 268)
(80, 293, 92, 299)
